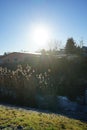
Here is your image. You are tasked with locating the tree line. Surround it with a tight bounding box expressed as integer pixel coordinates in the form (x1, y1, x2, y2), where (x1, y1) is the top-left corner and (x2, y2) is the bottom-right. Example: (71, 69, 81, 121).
(40, 37, 84, 55)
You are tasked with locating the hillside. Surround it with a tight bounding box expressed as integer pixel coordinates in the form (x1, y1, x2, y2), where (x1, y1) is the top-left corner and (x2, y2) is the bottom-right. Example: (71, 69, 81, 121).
(0, 104, 87, 130)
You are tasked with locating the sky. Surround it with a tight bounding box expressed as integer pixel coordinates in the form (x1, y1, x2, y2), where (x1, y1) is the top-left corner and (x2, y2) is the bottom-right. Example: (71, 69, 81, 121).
(0, 0, 87, 54)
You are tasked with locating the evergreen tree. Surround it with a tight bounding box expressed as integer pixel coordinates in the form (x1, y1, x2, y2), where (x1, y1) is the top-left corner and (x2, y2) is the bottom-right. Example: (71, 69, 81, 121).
(65, 38, 76, 54)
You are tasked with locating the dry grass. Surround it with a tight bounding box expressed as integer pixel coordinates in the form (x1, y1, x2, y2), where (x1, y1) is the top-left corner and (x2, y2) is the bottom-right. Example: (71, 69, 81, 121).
(0, 105, 87, 130)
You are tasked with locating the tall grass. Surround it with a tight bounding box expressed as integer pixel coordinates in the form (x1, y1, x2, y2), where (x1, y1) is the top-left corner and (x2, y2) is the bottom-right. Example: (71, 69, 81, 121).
(0, 56, 86, 107)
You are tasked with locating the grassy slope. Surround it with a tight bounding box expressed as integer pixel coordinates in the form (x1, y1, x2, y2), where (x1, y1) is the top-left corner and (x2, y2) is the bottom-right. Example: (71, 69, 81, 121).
(0, 105, 87, 130)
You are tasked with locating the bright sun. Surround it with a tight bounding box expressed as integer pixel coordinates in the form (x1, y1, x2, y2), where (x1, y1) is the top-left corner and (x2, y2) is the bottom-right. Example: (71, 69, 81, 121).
(31, 25, 50, 48)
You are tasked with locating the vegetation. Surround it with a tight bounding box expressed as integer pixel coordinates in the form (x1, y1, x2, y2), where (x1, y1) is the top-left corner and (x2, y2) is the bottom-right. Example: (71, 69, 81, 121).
(0, 56, 87, 108)
(0, 38, 87, 129)
(39, 38, 83, 56)
(0, 105, 87, 130)
(0, 37, 87, 110)
(65, 38, 76, 54)
(65, 38, 83, 55)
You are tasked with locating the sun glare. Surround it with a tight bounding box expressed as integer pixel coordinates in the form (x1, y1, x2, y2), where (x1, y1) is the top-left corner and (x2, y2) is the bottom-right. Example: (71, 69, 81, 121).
(31, 24, 50, 49)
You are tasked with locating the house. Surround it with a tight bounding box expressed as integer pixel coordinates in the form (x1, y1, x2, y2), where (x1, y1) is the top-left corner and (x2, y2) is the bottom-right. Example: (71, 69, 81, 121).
(0, 52, 41, 64)
(82, 46, 87, 52)
(82, 46, 87, 56)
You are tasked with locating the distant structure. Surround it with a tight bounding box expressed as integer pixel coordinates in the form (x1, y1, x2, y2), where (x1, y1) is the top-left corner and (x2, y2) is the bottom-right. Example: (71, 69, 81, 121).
(82, 46, 87, 56)
(0, 52, 41, 64)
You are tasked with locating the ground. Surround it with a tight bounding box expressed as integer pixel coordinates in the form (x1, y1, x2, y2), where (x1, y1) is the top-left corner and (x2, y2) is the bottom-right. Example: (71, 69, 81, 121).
(0, 104, 87, 130)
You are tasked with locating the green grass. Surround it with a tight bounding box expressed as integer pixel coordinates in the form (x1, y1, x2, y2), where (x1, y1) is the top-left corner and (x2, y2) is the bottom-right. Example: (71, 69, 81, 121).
(0, 105, 87, 130)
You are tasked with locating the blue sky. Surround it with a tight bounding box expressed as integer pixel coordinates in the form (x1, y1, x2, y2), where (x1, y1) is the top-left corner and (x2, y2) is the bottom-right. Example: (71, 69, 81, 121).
(0, 0, 87, 54)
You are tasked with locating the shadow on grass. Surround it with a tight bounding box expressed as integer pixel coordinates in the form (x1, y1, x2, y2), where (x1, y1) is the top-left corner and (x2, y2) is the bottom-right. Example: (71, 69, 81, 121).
(0, 102, 87, 123)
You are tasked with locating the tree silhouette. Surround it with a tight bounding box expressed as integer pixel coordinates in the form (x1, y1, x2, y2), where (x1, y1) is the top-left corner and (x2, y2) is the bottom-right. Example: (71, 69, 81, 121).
(65, 38, 76, 54)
